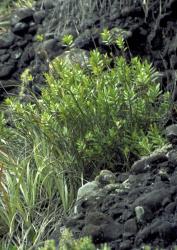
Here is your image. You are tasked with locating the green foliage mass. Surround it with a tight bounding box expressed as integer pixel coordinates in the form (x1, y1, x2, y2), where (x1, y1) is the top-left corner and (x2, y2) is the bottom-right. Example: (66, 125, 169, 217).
(38, 229, 110, 250)
(8, 45, 169, 171)
(0, 229, 110, 250)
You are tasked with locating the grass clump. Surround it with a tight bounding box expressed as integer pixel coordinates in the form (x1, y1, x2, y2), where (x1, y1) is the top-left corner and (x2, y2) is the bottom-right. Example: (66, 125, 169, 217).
(0, 0, 36, 9)
(0, 0, 36, 16)
(0, 33, 170, 248)
(0, 137, 64, 249)
(0, 0, 14, 14)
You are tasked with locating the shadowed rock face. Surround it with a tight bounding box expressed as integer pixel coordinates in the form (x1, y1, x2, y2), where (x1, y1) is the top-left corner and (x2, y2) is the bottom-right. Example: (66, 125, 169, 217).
(50, 131, 177, 249)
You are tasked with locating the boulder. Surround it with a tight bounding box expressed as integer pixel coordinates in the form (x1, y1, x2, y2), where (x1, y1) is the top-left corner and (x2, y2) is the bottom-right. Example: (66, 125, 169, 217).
(42, 0, 56, 9)
(11, 8, 34, 26)
(0, 62, 16, 79)
(0, 32, 15, 49)
(166, 124, 177, 145)
(33, 10, 46, 24)
(12, 22, 29, 35)
(49, 48, 89, 70)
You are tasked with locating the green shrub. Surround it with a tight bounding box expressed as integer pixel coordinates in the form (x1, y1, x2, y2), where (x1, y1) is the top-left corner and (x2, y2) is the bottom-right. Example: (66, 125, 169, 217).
(3, 39, 170, 175)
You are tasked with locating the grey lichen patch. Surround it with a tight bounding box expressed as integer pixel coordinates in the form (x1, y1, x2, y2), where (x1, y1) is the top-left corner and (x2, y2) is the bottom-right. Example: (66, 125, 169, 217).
(74, 170, 118, 214)
(104, 183, 121, 192)
(50, 48, 89, 69)
(108, 27, 132, 42)
(76, 180, 100, 202)
(131, 144, 171, 174)
(166, 124, 177, 145)
(148, 144, 172, 157)
(135, 206, 145, 223)
(76, 170, 117, 202)
(95, 169, 117, 186)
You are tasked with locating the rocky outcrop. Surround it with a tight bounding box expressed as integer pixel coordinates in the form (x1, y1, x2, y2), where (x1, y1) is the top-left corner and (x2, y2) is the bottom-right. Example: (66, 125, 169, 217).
(0, 3, 65, 101)
(51, 125, 177, 249)
(0, 0, 177, 122)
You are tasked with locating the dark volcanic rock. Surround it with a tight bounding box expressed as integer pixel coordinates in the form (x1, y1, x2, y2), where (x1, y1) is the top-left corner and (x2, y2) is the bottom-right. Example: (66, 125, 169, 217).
(12, 22, 29, 35)
(135, 220, 177, 246)
(124, 218, 137, 235)
(133, 188, 171, 212)
(42, 39, 65, 59)
(33, 10, 46, 24)
(11, 8, 34, 26)
(119, 240, 132, 250)
(0, 62, 16, 79)
(42, 0, 56, 9)
(0, 33, 15, 49)
(82, 212, 123, 244)
(19, 44, 35, 66)
(50, 141, 177, 249)
(0, 54, 10, 63)
(166, 124, 177, 145)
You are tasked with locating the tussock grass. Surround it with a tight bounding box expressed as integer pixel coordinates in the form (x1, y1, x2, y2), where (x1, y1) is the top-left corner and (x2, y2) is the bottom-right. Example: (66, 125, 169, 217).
(47, 0, 163, 38)
(47, 0, 133, 37)
(0, 136, 65, 249)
